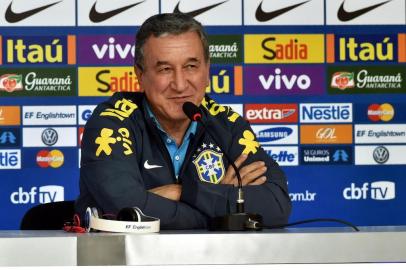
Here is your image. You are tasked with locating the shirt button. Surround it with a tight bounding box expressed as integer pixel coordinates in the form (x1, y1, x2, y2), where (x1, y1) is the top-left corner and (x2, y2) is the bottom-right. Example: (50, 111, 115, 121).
(166, 138, 172, 143)
(175, 155, 180, 161)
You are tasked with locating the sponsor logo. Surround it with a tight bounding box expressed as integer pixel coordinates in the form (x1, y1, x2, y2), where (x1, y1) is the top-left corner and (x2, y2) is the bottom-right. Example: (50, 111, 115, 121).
(173, 0, 227, 17)
(337, 0, 391, 22)
(221, 104, 243, 116)
(0, 74, 23, 92)
(89, 1, 144, 23)
(355, 145, 406, 165)
(0, 68, 76, 97)
(36, 149, 64, 168)
(205, 66, 242, 95)
(301, 146, 352, 165)
(367, 103, 394, 122)
(0, 149, 21, 169)
(78, 35, 135, 65)
(5, 0, 61, 23)
(78, 127, 84, 147)
(244, 65, 324, 96)
(343, 181, 395, 200)
(193, 147, 225, 184)
(78, 105, 96, 125)
(327, 34, 399, 63)
(300, 103, 352, 123)
(244, 34, 324, 63)
(23, 127, 77, 147)
(255, 0, 310, 22)
(327, 66, 405, 94)
(252, 125, 298, 145)
(78, 67, 140, 96)
(0, 128, 20, 147)
(245, 104, 298, 123)
(23, 105, 76, 125)
(300, 125, 353, 144)
(10, 185, 64, 204)
(2, 35, 76, 65)
(355, 124, 406, 144)
(290, 190, 317, 202)
(263, 146, 298, 166)
(208, 35, 242, 64)
(0, 106, 20, 125)
(143, 160, 163, 169)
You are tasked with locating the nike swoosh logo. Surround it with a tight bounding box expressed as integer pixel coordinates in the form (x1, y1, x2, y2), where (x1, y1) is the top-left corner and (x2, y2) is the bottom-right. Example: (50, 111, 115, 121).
(5, 1, 61, 23)
(89, 0, 145, 23)
(174, 0, 227, 17)
(255, 0, 310, 22)
(337, 0, 391, 22)
(144, 160, 163, 170)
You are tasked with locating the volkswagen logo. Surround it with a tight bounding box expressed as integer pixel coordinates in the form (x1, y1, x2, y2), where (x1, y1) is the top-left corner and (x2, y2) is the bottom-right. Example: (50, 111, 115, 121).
(41, 128, 58, 146)
(373, 146, 389, 164)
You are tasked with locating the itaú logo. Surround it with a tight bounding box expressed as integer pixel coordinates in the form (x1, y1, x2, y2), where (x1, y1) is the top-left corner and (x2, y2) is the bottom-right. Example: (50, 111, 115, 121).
(316, 128, 337, 139)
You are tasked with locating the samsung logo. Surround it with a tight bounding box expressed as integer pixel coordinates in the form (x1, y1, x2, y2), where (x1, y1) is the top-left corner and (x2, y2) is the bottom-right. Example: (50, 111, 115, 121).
(257, 127, 293, 142)
(300, 103, 352, 123)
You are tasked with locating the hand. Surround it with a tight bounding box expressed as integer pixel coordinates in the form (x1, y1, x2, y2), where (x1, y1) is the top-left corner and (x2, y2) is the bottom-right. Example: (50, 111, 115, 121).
(149, 184, 182, 201)
(221, 154, 267, 187)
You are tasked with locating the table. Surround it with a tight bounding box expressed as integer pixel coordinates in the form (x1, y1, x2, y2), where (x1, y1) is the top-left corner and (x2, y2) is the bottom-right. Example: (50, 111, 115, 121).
(1, 226, 406, 266)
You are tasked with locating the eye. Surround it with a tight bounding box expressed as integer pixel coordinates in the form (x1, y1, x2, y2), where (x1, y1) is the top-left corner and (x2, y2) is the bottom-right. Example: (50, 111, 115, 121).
(185, 64, 198, 70)
(158, 66, 172, 73)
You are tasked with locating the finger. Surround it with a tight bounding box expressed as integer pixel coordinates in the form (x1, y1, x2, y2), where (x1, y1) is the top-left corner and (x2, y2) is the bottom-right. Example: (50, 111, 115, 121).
(241, 166, 267, 186)
(239, 161, 266, 178)
(222, 164, 236, 185)
(234, 154, 248, 168)
(248, 176, 267, 186)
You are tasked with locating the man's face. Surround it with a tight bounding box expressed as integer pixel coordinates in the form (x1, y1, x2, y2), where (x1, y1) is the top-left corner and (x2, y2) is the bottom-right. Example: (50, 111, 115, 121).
(135, 31, 210, 124)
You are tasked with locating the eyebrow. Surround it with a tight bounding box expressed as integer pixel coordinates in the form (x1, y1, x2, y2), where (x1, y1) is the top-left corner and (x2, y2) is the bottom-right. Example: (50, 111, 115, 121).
(155, 58, 201, 67)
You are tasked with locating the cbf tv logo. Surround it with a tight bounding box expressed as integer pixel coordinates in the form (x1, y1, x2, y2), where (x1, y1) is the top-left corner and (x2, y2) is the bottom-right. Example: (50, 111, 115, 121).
(343, 181, 395, 200)
(193, 146, 225, 184)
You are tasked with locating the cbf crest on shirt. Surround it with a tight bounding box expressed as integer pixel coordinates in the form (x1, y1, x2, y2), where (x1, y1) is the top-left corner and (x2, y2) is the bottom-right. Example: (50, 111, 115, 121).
(192, 142, 225, 184)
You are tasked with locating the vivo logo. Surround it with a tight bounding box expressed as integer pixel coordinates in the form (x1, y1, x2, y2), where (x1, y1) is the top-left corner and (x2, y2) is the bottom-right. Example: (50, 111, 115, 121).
(259, 68, 311, 90)
(10, 185, 64, 204)
(300, 103, 352, 123)
(92, 37, 135, 60)
(343, 181, 395, 200)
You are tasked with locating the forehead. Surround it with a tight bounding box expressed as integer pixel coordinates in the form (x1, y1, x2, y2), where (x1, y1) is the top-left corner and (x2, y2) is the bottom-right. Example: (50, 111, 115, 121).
(142, 31, 205, 63)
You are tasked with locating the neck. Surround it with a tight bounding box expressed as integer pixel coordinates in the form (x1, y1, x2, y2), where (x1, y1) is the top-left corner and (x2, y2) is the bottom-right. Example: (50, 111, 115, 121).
(159, 118, 191, 146)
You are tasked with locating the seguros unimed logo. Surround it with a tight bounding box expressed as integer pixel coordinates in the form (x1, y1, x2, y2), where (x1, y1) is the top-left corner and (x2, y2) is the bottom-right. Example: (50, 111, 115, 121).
(10, 185, 64, 204)
(343, 181, 395, 200)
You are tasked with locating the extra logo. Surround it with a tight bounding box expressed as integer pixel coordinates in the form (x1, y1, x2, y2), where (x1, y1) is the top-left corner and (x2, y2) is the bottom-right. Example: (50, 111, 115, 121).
(245, 104, 298, 123)
(10, 185, 64, 204)
(300, 103, 353, 123)
(0, 128, 20, 147)
(193, 142, 225, 184)
(0, 74, 23, 92)
(36, 149, 64, 168)
(367, 103, 394, 122)
(343, 181, 395, 200)
(0, 149, 21, 169)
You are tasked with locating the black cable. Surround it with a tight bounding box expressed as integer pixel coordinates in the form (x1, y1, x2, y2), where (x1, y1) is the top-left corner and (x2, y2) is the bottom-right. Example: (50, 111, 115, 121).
(259, 218, 360, 232)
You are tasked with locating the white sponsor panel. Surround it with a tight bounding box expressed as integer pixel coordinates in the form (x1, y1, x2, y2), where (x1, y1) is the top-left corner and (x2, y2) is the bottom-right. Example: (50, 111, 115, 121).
(23, 106, 77, 125)
(300, 103, 353, 123)
(355, 124, 406, 144)
(78, 149, 82, 168)
(355, 145, 406, 165)
(0, 0, 76, 26)
(10, 185, 64, 204)
(221, 103, 243, 117)
(78, 105, 97, 125)
(343, 181, 396, 200)
(262, 146, 298, 166)
(0, 149, 21, 169)
(244, 0, 324, 25)
(161, 0, 242, 25)
(326, 0, 405, 25)
(252, 125, 298, 145)
(23, 127, 77, 147)
(78, 0, 159, 26)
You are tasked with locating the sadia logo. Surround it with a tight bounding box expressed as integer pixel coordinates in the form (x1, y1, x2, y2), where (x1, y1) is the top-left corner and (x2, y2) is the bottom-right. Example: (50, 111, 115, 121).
(245, 104, 298, 123)
(343, 181, 395, 200)
(0, 74, 23, 92)
(300, 103, 352, 123)
(368, 103, 394, 122)
(330, 72, 354, 90)
(10, 185, 64, 204)
(0, 149, 21, 169)
(3, 36, 76, 65)
(36, 149, 64, 168)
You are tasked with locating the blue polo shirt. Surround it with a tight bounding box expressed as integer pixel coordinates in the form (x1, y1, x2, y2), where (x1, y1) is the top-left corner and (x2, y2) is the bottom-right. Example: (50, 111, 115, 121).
(145, 101, 197, 178)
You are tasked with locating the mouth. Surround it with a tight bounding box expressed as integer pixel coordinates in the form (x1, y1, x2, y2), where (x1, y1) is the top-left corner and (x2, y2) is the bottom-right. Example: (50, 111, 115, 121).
(168, 96, 193, 103)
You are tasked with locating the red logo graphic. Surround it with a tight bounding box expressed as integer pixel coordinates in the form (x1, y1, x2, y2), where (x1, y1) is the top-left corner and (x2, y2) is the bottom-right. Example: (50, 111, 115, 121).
(245, 104, 298, 123)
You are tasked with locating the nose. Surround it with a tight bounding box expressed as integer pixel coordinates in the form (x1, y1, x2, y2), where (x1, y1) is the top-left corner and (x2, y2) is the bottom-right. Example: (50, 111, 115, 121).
(171, 69, 188, 92)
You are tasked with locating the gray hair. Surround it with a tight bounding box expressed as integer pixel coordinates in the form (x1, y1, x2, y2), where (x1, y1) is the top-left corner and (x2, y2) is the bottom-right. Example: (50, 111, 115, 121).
(134, 13, 209, 71)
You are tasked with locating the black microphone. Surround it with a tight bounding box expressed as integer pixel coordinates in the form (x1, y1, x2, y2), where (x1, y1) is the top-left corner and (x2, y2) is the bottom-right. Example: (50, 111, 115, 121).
(183, 102, 262, 231)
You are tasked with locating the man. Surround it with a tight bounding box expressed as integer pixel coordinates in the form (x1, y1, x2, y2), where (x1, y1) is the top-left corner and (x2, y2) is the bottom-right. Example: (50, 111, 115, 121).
(75, 13, 291, 229)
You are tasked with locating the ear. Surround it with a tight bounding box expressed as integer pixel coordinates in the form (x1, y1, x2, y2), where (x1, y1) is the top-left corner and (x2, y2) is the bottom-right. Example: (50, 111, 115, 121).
(134, 65, 143, 86)
(205, 60, 210, 87)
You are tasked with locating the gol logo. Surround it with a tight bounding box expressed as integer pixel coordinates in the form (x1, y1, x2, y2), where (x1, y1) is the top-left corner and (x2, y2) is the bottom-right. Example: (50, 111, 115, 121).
(367, 103, 394, 122)
(36, 149, 64, 168)
(300, 125, 353, 144)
